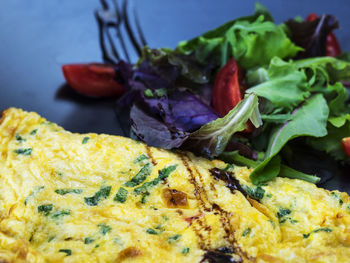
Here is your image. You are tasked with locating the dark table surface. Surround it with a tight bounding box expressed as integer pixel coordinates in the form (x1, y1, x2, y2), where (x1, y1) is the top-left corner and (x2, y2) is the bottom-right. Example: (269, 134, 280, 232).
(1, 0, 350, 192)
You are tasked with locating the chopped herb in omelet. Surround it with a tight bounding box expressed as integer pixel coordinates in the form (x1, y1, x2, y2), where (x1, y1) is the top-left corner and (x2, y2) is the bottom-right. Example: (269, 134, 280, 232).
(277, 208, 291, 223)
(15, 134, 25, 142)
(331, 192, 344, 206)
(242, 228, 251, 237)
(14, 148, 32, 155)
(84, 237, 95, 244)
(51, 209, 71, 219)
(55, 189, 83, 195)
(38, 204, 53, 216)
(58, 249, 72, 256)
(114, 187, 128, 203)
(134, 154, 149, 163)
(134, 165, 178, 195)
(82, 137, 90, 144)
(244, 185, 265, 200)
(146, 228, 158, 235)
(125, 163, 152, 187)
(303, 227, 332, 239)
(182, 247, 190, 255)
(24, 186, 44, 205)
(30, 129, 38, 135)
(84, 186, 111, 206)
(98, 223, 112, 235)
(168, 234, 181, 244)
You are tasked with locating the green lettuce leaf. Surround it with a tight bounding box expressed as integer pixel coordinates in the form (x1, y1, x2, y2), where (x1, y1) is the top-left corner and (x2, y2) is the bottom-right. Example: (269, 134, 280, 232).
(183, 93, 262, 158)
(247, 57, 310, 110)
(307, 120, 350, 161)
(176, 4, 301, 69)
(250, 94, 329, 185)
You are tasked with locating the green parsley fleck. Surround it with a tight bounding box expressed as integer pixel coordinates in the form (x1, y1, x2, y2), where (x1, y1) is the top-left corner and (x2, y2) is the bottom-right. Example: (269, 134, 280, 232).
(58, 249, 72, 256)
(168, 234, 181, 244)
(51, 209, 71, 219)
(140, 192, 150, 204)
(38, 204, 53, 216)
(48, 236, 55, 242)
(114, 187, 128, 203)
(277, 208, 291, 223)
(182, 247, 190, 255)
(15, 134, 26, 142)
(24, 186, 44, 205)
(242, 228, 251, 237)
(134, 154, 149, 163)
(331, 192, 343, 206)
(146, 228, 158, 235)
(303, 227, 332, 239)
(98, 223, 112, 235)
(134, 165, 177, 195)
(125, 163, 152, 187)
(82, 137, 90, 144)
(14, 148, 32, 156)
(84, 186, 112, 206)
(55, 189, 83, 195)
(84, 237, 95, 244)
(30, 129, 38, 135)
(244, 186, 265, 200)
(290, 219, 298, 224)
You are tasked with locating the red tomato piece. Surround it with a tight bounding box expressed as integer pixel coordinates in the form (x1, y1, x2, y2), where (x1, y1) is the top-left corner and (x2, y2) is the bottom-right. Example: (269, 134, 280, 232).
(341, 137, 350, 157)
(306, 13, 341, 57)
(212, 58, 242, 117)
(62, 63, 125, 97)
(212, 58, 253, 132)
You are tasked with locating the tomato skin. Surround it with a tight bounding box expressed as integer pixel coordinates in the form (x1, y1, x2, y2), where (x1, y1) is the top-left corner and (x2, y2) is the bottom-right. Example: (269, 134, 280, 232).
(212, 58, 253, 133)
(62, 63, 125, 97)
(212, 58, 242, 117)
(341, 137, 350, 157)
(306, 13, 341, 57)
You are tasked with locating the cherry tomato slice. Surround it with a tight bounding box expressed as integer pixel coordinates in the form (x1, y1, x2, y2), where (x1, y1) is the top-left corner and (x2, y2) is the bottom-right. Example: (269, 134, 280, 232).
(212, 58, 242, 117)
(341, 137, 350, 157)
(62, 63, 125, 97)
(212, 58, 253, 133)
(306, 13, 341, 57)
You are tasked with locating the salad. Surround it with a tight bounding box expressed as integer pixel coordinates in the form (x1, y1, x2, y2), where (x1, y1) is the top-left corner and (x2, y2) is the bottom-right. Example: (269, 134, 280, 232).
(62, 4, 350, 186)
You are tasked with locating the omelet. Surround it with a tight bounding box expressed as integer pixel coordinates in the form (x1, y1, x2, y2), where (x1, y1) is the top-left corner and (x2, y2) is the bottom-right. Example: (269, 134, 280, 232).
(0, 108, 350, 263)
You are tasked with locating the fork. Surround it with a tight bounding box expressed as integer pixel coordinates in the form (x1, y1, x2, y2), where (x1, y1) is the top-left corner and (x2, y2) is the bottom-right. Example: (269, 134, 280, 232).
(95, 0, 147, 64)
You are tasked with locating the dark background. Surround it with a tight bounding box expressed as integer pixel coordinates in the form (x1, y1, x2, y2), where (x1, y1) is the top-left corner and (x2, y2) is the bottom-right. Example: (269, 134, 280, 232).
(1, 0, 350, 191)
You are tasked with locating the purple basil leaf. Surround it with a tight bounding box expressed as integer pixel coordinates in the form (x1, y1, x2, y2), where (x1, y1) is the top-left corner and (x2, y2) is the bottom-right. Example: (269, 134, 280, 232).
(285, 15, 339, 58)
(142, 89, 219, 132)
(130, 103, 188, 148)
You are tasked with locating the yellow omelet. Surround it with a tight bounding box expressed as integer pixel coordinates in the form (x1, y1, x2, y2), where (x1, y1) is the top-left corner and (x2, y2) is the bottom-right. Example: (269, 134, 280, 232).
(0, 108, 350, 263)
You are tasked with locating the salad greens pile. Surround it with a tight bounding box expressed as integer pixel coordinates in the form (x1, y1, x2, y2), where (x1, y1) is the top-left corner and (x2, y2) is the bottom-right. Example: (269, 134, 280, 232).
(114, 4, 350, 185)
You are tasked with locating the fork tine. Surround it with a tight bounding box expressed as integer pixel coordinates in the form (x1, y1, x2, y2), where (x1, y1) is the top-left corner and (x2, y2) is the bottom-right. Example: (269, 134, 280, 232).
(112, 0, 131, 62)
(122, 0, 142, 56)
(133, 7, 147, 47)
(95, 10, 119, 64)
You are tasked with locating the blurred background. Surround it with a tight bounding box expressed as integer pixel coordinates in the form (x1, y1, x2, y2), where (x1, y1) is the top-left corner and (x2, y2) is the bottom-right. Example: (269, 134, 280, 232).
(1, 0, 350, 134)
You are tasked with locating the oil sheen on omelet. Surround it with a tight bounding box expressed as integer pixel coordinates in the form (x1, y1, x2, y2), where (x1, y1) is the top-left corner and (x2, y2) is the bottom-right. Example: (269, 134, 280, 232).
(0, 108, 350, 263)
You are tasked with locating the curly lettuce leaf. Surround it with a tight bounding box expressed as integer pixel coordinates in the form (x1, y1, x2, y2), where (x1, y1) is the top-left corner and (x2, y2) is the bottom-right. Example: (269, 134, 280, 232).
(176, 4, 301, 69)
(247, 57, 310, 110)
(183, 93, 262, 159)
(250, 94, 329, 185)
(308, 120, 350, 161)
